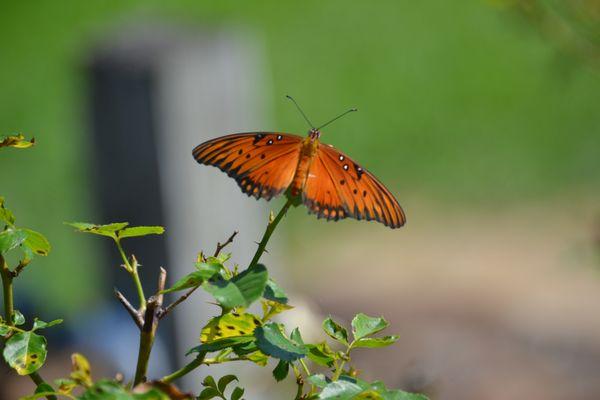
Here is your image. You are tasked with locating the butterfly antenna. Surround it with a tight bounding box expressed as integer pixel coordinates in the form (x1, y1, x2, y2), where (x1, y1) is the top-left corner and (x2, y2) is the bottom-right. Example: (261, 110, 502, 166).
(286, 95, 315, 129)
(316, 107, 358, 131)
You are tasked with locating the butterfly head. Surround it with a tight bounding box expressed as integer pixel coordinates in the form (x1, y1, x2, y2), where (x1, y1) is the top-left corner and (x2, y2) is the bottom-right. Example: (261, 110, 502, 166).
(308, 128, 321, 141)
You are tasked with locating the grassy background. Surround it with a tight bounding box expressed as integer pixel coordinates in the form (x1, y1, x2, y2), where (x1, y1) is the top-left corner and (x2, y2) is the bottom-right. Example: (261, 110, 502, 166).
(0, 0, 598, 314)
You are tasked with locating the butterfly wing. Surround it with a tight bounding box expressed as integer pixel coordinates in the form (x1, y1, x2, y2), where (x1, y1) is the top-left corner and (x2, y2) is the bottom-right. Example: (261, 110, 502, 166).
(193, 132, 303, 200)
(302, 143, 406, 228)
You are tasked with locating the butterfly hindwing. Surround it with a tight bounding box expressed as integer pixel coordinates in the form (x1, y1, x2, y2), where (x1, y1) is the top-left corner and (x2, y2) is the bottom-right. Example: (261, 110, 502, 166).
(303, 143, 405, 228)
(192, 132, 303, 200)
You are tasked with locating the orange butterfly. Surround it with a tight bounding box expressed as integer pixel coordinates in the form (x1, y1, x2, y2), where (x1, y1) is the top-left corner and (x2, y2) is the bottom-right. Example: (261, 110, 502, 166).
(192, 97, 405, 229)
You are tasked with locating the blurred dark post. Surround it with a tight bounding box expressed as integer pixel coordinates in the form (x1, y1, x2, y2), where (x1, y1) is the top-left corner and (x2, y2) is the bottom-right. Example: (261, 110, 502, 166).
(84, 23, 274, 394)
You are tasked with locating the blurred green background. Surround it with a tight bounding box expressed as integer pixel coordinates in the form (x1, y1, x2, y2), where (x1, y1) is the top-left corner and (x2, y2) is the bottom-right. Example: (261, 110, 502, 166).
(1, 0, 599, 316)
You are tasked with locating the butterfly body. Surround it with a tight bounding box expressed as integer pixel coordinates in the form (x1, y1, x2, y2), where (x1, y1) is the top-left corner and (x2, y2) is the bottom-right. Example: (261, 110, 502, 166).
(193, 129, 405, 229)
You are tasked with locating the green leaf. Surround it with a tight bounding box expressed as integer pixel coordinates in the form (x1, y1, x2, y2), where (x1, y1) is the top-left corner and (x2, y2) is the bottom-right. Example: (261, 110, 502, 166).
(80, 379, 169, 399)
(351, 313, 389, 340)
(255, 323, 307, 361)
(0, 134, 35, 149)
(272, 360, 289, 382)
(161, 263, 222, 294)
(306, 342, 336, 367)
(200, 312, 262, 342)
(290, 328, 304, 345)
(32, 318, 63, 331)
(318, 380, 364, 399)
(117, 226, 165, 239)
(187, 336, 255, 355)
(35, 383, 54, 393)
(13, 310, 25, 325)
(353, 336, 399, 349)
(22, 229, 51, 256)
(263, 279, 288, 304)
(217, 375, 238, 393)
(203, 264, 268, 309)
(55, 378, 77, 394)
(2, 331, 47, 375)
(0, 227, 27, 254)
(203, 375, 217, 389)
(231, 387, 245, 400)
(322, 317, 349, 345)
(65, 222, 129, 239)
(0, 323, 11, 336)
(197, 387, 219, 400)
(308, 374, 328, 388)
(0, 197, 16, 226)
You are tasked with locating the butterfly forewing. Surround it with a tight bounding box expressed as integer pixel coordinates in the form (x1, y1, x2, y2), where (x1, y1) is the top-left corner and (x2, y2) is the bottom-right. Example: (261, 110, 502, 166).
(303, 143, 405, 228)
(192, 132, 303, 200)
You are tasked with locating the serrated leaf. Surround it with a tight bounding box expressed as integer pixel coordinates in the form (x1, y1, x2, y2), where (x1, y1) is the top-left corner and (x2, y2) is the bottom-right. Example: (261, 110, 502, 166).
(255, 323, 307, 361)
(71, 353, 93, 387)
(117, 226, 165, 239)
(323, 317, 349, 345)
(306, 342, 336, 367)
(197, 387, 219, 400)
(0, 197, 15, 226)
(2, 331, 47, 375)
(263, 279, 288, 304)
(187, 336, 255, 355)
(161, 264, 221, 294)
(0, 323, 11, 336)
(0, 134, 35, 149)
(308, 374, 328, 388)
(231, 387, 244, 400)
(318, 380, 364, 399)
(351, 313, 389, 340)
(32, 318, 63, 331)
(0, 227, 27, 254)
(353, 336, 399, 349)
(65, 222, 129, 238)
(200, 312, 262, 342)
(202, 375, 217, 389)
(203, 264, 268, 309)
(22, 229, 51, 256)
(13, 310, 25, 325)
(80, 379, 170, 399)
(217, 375, 238, 393)
(55, 378, 77, 394)
(272, 360, 289, 382)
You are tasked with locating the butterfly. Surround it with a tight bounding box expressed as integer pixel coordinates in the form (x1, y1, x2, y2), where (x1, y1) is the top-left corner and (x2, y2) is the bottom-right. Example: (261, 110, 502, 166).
(192, 97, 406, 229)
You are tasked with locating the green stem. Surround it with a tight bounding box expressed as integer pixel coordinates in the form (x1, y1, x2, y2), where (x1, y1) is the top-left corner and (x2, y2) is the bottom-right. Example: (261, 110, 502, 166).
(159, 351, 207, 384)
(1, 255, 14, 323)
(114, 239, 146, 310)
(248, 199, 293, 269)
(0, 255, 57, 400)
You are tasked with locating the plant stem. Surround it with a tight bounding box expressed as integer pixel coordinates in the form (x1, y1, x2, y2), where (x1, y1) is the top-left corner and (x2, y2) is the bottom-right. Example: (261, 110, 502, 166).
(159, 351, 207, 384)
(114, 239, 146, 310)
(133, 268, 165, 386)
(1, 255, 14, 322)
(248, 198, 293, 269)
(0, 255, 57, 400)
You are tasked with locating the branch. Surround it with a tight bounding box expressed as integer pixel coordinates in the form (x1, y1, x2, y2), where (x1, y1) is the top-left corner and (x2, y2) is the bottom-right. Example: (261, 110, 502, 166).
(114, 289, 143, 329)
(157, 286, 198, 320)
(133, 267, 166, 385)
(213, 230, 238, 257)
(248, 199, 293, 269)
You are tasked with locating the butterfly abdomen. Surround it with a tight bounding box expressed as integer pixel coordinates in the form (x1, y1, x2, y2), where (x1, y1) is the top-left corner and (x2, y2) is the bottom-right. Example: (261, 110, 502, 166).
(289, 138, 318, 197)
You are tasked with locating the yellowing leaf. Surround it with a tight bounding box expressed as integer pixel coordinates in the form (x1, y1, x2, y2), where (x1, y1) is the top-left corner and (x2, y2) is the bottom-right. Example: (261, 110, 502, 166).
(200, 312, 262, 343)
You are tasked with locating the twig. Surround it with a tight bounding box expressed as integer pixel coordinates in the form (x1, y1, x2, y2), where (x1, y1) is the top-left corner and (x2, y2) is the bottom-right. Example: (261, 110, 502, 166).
(248, 199, 293, 269)
(213, 230, 238, 257)
(158, 231, 239, 321)
(157, 286, 198, 320)
(133, 267, 166, 385)
(114, 289, 143, 328)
